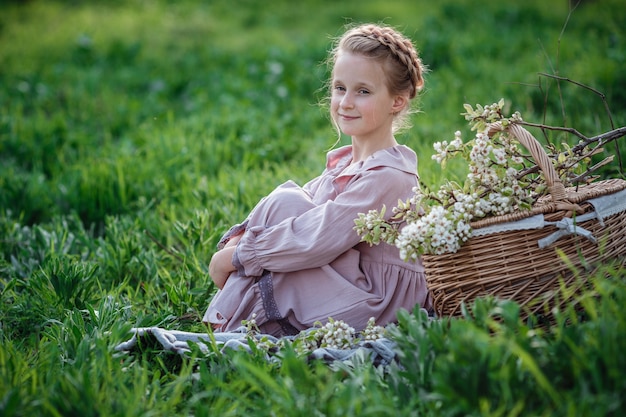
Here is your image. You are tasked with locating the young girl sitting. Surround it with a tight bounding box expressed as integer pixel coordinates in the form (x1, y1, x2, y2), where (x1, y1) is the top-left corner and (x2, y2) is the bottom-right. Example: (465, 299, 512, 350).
(204, 23, 431, 337)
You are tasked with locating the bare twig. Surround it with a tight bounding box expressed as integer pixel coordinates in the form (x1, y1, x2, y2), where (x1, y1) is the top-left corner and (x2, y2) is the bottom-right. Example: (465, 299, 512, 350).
(518, 121, 626, 157)
(518, 120, 587, 141)
(571, 126, 626, 153)
(510, 122, 626, 182)
(529, 0, 622, 175)
(537, 72, 622, 173)
(570, 156, 615, 184)
(538, 72, 615, 129)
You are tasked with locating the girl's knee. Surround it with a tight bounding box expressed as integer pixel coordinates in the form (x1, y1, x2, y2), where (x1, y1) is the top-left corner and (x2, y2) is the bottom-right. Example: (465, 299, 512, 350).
(259, 185, 315, 223)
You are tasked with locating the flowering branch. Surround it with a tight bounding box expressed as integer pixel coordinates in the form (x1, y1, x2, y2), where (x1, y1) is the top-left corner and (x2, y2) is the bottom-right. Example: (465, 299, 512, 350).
(354, 99, 616, 259)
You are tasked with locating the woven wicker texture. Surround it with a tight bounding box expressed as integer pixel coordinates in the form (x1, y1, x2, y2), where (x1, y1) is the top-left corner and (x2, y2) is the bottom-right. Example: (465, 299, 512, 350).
(423, 123, 626, 321)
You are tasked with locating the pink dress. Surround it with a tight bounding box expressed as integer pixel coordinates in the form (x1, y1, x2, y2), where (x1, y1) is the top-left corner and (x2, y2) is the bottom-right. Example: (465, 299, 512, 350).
(203, 144, 431, 336)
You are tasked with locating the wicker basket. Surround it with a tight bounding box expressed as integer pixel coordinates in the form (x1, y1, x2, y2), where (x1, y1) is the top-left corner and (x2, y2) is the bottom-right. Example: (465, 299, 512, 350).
(422, 123, 626, 321)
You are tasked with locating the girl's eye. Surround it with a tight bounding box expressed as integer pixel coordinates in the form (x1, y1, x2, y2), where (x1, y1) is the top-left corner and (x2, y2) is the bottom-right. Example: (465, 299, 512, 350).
(334, 85, 346, 92)
(359, 89, 370, 95)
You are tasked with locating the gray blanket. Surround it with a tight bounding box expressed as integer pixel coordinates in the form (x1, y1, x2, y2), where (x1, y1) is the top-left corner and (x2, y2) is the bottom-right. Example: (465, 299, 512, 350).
(114, 326, 399, 367)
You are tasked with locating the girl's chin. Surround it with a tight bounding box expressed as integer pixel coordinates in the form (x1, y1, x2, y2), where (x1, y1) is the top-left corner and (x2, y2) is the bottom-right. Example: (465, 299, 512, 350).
(337, 123, 359, 135)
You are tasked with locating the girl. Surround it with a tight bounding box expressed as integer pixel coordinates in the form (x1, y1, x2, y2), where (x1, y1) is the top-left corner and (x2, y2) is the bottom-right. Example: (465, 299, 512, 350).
(204, 23, 431, 336)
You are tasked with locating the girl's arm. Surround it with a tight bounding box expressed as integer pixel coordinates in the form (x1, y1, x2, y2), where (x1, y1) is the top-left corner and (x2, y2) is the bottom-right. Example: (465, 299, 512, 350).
(234, 167, 416, 277)
(209, 234, 241, 289)
(209, 246, 236, 289)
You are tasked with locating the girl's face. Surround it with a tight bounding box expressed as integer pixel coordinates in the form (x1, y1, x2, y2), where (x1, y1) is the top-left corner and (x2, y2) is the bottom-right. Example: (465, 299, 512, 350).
(330, 52, 405, 142)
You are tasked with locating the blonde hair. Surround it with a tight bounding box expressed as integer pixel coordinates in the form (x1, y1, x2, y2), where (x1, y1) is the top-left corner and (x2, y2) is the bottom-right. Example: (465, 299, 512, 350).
(328, 23, 427, 133)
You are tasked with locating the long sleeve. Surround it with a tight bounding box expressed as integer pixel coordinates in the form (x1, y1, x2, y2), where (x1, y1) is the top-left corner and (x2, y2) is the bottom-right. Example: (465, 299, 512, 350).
(234, 147, 418, 277)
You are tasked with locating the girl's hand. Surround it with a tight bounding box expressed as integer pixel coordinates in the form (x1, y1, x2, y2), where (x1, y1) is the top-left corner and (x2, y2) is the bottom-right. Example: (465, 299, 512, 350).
(209, 246, 237, 289)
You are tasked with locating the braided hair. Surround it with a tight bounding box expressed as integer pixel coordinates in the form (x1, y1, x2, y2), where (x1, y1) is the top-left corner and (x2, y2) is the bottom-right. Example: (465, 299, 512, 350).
(332, 24, 425, 99)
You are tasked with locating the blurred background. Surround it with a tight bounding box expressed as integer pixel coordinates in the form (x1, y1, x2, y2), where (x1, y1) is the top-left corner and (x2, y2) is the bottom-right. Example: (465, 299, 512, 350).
(1, 0, 624, 228)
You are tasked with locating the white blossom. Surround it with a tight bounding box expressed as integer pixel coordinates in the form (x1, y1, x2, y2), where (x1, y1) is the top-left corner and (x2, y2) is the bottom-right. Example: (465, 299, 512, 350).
(354, 100, 566, 257)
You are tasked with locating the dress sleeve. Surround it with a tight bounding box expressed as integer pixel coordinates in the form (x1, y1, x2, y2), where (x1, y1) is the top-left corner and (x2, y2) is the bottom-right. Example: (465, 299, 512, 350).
(234, 167, 417, 277)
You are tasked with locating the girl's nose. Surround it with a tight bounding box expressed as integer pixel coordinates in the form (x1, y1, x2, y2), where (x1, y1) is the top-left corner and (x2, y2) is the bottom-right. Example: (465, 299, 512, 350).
(340, 93, 354, 109)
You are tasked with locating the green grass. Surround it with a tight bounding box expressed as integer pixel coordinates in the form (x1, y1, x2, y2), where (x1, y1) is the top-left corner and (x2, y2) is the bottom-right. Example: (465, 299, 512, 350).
(1, 0, 625, 415)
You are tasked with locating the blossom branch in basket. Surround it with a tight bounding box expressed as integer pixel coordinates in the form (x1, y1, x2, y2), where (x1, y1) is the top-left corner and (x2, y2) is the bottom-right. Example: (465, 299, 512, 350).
(354, 99, 603, 259)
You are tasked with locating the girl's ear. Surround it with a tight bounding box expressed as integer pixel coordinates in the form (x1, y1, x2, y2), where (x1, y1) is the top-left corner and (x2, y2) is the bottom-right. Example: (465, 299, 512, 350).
(391, 94, 408, 114)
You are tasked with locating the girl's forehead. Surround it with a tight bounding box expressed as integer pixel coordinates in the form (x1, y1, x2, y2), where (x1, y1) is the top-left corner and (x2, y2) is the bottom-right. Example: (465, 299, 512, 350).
(332, 52, 385, 81)
(334, 51, 376, 65)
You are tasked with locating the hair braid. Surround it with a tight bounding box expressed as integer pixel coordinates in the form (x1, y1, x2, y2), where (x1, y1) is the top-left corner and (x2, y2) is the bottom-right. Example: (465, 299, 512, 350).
(346, 24, 425, 99)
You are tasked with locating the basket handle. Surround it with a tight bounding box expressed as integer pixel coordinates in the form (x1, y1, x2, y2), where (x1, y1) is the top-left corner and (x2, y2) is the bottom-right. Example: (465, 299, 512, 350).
(489, 122, 567, 203)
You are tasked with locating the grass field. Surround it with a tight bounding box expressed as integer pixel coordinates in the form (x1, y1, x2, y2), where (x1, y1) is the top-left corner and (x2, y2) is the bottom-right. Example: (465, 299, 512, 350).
(1, 0, 625, 415)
